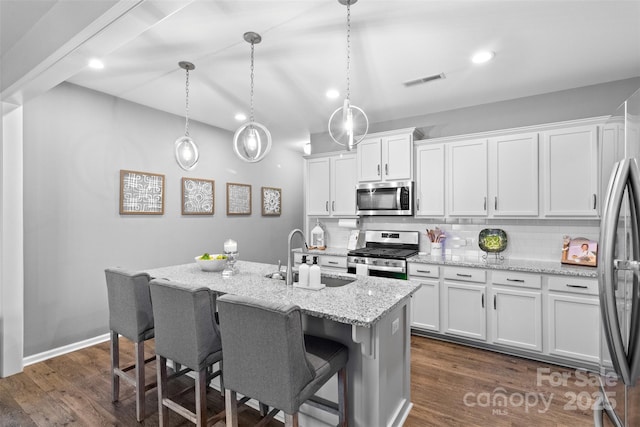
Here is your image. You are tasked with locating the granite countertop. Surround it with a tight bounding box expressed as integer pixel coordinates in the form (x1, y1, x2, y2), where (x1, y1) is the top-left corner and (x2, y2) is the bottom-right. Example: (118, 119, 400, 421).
(408, 254, 598, 278)
(144, 260, 420, 328)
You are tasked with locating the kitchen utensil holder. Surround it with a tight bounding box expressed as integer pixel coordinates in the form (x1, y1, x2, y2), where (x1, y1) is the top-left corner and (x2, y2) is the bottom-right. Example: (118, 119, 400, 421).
(430, 242, 443, 258)
(222, 251, 239, 277)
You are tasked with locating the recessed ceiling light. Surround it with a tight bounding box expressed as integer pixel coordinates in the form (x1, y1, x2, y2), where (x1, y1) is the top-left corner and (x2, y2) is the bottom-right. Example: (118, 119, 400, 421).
(88, 58, 104, 69)
(234, 113, 247, 121)
(326, 89, 340, 99)
(471, 51, 495, 64)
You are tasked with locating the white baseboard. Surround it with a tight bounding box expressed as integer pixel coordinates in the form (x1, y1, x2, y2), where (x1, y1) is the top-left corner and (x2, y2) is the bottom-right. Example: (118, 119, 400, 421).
(23, 333, 111, 367)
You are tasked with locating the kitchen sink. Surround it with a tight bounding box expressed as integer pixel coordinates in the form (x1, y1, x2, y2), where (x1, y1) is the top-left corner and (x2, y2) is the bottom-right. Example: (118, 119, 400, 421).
(265, 272, 355, 287)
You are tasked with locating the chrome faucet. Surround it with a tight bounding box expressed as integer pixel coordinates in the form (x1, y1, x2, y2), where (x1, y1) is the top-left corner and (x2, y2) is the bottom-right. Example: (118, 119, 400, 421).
(286, 228, 308, 286)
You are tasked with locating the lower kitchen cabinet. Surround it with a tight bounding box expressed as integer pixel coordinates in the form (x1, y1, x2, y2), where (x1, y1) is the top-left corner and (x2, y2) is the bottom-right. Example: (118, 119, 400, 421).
(443, 281, 487, 341)
(547, 292, 600, 364)
(410, 278, 439, 332)
(491, 287, 542, 352)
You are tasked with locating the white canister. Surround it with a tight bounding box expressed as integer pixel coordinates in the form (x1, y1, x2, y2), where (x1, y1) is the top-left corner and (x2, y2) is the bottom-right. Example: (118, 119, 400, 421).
(430, 242, 443, 257)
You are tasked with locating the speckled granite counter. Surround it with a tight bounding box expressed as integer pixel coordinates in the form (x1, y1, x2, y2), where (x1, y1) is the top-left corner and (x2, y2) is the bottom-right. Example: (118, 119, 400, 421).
(145, 260, 420, 328)
(408, 254, 598, 278)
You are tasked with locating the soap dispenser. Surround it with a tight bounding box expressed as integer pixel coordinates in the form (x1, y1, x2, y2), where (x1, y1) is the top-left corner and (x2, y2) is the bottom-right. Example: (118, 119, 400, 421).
(311, 219, 325, 249)
(309, 256, 321, 287)
(298, 255, 310, 286)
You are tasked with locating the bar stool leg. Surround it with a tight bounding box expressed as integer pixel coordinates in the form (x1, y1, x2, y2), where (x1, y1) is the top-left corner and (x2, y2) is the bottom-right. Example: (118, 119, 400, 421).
(225, 389, 239, 427)
(284, 413, 299, 427)
(157, 356, 169, 427)
(110, 331, 119, 403)
(195, 369, 207, 427)
(135, 341, 145, 422)
(338, 367, 348, 427)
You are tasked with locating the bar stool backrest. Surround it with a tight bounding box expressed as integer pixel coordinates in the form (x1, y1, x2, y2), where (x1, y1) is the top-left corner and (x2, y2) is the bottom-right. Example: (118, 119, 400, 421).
(105, 268, 154, 342)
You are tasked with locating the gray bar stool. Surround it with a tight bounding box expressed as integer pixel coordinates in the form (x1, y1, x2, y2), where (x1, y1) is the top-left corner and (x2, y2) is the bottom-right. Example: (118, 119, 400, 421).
(149, 279, 225, 427)
(217, 294, 349, 427)
(104, 267, 157, 422)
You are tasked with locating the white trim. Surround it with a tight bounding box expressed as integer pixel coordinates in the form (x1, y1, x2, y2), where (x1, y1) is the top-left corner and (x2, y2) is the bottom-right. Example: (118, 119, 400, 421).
(23, 333, 110, 367)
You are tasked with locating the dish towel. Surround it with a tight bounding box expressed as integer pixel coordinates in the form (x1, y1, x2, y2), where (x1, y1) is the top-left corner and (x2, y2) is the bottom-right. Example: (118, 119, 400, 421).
(356, 263, 369, 276)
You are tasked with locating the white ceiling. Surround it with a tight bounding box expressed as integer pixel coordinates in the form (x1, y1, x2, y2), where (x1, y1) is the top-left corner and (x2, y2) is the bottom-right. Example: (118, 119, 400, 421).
(2, 0, 640, 152)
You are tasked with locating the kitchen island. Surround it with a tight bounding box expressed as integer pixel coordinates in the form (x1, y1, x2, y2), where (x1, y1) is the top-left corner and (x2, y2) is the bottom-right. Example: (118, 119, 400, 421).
(145, 260, 420, 427)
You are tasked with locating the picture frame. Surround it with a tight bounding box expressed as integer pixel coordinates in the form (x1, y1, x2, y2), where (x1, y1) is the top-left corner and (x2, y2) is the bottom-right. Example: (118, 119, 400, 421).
(261, 186, 282, 216)
(226, 182, 252, 215)
(182, 177, 214, 215)
(119, 169, 165, 215)
(561, 236, 598, 267)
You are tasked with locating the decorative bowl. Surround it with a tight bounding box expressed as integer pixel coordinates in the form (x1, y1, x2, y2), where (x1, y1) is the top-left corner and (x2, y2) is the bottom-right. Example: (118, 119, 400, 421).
(195, 254, 227, 272)
(478, 229, 508, 253)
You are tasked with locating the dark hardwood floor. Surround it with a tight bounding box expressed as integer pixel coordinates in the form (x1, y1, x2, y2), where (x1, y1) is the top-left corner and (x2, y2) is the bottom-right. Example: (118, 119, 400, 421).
(1, 335, 604, 426)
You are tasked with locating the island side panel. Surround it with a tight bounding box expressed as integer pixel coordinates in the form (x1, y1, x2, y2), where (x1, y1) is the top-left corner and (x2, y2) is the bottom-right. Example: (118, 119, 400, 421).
(300, 297, 413, 427)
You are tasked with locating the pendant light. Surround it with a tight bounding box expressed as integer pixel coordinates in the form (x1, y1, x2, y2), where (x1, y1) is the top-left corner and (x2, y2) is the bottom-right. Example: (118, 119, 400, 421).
(328, 0, 369, 151)
(233, 32, 272, 163)
(175, 61, 199, 170)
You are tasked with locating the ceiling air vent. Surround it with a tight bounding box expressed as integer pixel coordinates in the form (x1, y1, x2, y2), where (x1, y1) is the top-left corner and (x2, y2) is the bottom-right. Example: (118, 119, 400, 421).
(403, 73, 446, 87)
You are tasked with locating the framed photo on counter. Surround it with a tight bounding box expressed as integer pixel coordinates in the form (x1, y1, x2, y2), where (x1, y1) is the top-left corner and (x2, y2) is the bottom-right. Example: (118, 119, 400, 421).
(561, 236, 598, 267)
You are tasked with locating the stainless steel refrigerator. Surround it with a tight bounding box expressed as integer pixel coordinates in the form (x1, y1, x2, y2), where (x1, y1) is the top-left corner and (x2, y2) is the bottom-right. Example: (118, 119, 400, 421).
(596, 87, 640, 426)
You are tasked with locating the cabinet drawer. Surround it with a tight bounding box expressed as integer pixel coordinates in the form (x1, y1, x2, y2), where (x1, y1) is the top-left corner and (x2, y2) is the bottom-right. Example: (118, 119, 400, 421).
(444, 267, 486, 283)
(319, 256, 347, 269)
(492, 271, 541, 289)
(409, 263, 440, 279)
(548, 276, 598, 295)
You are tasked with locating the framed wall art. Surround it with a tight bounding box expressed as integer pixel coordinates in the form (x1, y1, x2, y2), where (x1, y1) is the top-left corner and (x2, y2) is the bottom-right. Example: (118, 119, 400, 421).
(226, 182, 252, 215)
(261, 186, 281, 216)
(119, 169, 165, 215)
(561, 235, 598, 267)
(182, 177, 214, 215)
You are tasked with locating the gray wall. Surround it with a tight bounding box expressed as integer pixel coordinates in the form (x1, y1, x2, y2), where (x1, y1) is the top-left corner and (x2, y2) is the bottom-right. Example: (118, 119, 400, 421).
(311, 77, 640, 153)
(23, 82, 304, 356)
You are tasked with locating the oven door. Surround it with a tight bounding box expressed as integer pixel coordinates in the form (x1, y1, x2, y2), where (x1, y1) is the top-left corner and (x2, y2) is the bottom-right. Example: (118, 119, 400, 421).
(347, 260, 408, 280)
(356, 181, 413, 216)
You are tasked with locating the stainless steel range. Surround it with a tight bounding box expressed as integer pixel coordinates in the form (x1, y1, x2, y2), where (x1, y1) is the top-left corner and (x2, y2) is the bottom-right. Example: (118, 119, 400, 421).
(347, 230, 419, 279)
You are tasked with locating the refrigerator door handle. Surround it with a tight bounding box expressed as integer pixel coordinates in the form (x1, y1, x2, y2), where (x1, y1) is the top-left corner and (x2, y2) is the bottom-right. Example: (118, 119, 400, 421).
(600, 158, 633, 385)
(625, 159, 640, 383)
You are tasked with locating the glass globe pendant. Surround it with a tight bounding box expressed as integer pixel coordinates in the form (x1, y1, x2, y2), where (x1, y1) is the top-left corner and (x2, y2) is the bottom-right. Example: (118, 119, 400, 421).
(233, 32, 272, 163)
(328, 0, 369, 151)
(175, 61, 199, 170)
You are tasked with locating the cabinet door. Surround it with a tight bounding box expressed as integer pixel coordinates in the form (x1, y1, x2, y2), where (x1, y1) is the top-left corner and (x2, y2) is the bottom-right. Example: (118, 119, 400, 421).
(443, 281, 486, 340)
(415, 144, 445, 216)
(331, 154, 357, 216)
(491, 287, 542, 351)
(357, 138, 382, 182)
(384, 134, 412, 181)
(547, 293, 600, 363)
(542, 125, 599, 217)
(488, 133, 538, 216)
(410, 278, 439, 332)
(306, 158, 330, 216)
(448, 139, 488, 216)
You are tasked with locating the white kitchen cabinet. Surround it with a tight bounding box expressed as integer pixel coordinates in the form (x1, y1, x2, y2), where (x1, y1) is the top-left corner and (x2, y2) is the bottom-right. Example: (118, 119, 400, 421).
(443, 268, 487, 340)
(306, 153, 356, 217)
(415, 143, 445, 216)
(541, 125, 599, 217)
(488, 132, 539, 217)
(318, 254, 347, 272)
(356, 128, 420, 183)
(409, 264, 440, 332)
(547, 292, 600, 364)
(491, 287, 542, 352)
(447, 138, 488, 216)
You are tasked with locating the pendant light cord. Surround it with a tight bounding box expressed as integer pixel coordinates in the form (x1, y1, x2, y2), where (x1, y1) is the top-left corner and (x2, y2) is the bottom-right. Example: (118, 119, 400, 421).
(249, 41, 255, 123)
(184, 68, 190, 137)
(346, 1, 351, 102)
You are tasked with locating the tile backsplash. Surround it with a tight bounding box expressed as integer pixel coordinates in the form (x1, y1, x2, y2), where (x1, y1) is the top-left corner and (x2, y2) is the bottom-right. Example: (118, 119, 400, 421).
(307, 217, 600, 263)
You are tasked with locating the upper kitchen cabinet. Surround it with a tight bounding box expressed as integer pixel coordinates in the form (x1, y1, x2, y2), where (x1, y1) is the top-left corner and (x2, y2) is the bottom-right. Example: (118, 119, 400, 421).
(415, 143, 445, 217)
(306, 153, 357, 217)
(488, 132, 539, 217)
(356, 128, 423, 183)
(448, 138, 488, 216)
(541, 125, 599, 217)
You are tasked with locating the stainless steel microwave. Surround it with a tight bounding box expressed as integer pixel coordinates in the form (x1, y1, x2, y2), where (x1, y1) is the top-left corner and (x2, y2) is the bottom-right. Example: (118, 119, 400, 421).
(356, 181, 413, 216)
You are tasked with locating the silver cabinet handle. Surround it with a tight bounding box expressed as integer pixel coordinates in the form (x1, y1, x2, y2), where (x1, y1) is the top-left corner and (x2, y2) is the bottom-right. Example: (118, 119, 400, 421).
(385, 163, 389, 176)
(494, 196, 498, 211)
(481, 293, 485, 308)
(566, 284, 588, 289)
(417, 269, 431, 274)
(332, 201, 335, 211)
(456, 273, 472, 278)
(593, 194, 597, 210)
(483, 197, 487, 211)
(328, 261, 339, 265)
(507, 278, 525, 283)
(325, 201, 329, 212)
(417, 199, 420, 210)
(377, 164, 381, 176)
(493, 295, 496, 310)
